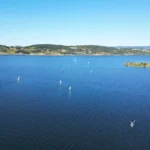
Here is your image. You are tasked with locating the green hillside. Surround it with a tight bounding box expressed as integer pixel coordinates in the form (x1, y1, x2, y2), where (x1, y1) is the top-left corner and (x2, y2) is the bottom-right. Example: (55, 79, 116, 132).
(0, 44, 150, 55)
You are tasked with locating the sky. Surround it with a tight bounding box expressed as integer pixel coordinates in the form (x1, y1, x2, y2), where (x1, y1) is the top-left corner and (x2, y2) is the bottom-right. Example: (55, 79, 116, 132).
(0, 0, 150, 46)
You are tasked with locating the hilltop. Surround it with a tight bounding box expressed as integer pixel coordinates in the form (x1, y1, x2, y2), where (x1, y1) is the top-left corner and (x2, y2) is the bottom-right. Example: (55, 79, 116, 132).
(0, 44, 150, 55)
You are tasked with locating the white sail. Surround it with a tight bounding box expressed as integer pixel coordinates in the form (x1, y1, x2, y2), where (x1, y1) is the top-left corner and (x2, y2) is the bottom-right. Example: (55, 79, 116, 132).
(17, 76, 20, 82)
(69, 86, 71, 91)
(130, 120, 135, 128)
(59, 80, 62, 85)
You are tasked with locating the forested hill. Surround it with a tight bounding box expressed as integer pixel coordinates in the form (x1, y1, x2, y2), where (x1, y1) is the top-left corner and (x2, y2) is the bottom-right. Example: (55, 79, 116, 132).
(0, 44, 150, 55)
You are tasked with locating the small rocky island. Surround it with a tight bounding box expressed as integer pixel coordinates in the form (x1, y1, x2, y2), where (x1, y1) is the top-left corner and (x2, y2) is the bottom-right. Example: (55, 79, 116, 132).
(125, 62, 150, 67)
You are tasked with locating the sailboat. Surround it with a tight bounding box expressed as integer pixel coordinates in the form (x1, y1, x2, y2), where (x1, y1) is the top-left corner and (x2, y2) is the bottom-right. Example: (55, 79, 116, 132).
(17, 76, 20, 82)
(59, 80, 62, 85)
(69, 86, 71, 92)
(130, 120, 135, 128)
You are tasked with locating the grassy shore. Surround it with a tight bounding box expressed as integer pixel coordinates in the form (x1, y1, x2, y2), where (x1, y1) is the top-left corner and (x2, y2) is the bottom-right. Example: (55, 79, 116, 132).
(124, 62, 150, 67)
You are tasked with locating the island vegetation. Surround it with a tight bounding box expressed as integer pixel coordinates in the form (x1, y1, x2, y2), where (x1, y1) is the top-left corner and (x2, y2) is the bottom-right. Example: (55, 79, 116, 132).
(124, 62, 150, 67)
(0, 44, 150, 55)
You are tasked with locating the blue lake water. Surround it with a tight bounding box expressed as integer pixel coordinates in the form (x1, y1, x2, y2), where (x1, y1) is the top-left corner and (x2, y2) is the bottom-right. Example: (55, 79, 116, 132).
(0, 55, 150, 150)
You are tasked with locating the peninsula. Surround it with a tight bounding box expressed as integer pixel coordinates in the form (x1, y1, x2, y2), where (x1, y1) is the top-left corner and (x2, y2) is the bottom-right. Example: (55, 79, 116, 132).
(125, 62, 150, 67)
(0, 44, 150, 56)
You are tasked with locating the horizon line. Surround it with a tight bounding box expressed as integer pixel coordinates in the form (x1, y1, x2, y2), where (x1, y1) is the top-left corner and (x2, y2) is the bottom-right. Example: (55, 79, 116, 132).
(1, 44, 150, 47)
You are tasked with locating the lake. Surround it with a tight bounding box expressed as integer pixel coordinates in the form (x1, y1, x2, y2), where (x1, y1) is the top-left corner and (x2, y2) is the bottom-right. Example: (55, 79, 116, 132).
(0, 55, 150, 150)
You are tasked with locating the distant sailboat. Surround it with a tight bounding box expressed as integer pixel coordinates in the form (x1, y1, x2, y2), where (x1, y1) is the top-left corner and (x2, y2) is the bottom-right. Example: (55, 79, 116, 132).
(17, 76, 20, 82)
(59, 80, 62, 85)
(130, 120, 135, 128)
(88, 61, 90, 64)
(90, 70, 92, 73)
(69, 86, 71, 92)
(74, 58, 76, 63)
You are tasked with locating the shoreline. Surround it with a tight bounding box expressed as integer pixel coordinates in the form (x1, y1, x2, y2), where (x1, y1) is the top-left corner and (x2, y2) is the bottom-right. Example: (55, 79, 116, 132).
(1, 53, 150, 56)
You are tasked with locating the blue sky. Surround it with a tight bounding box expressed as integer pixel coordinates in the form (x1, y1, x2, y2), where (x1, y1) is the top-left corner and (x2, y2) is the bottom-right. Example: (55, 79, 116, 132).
(0, 0, 150, 46)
